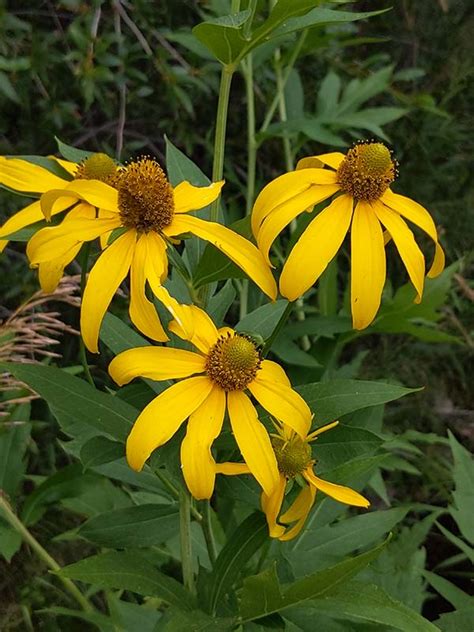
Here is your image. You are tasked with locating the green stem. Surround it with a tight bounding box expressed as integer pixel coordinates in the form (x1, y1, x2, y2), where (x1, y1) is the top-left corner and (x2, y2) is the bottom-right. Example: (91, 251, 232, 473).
(201, 500, 217, 565)
(154, 469, 202, 522)
(79, 243, 95, 387)
(179, 490, 196, 596)
(262, 300, 294, 357)
(0, 494, 94, 612)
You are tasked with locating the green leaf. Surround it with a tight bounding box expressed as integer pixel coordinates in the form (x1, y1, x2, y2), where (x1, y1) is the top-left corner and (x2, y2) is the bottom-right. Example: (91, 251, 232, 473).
(165, 135, 209, 187)
(448, 431, 474, 544)
(240, 538, 388, 621)
(236, 300, 288, 339)
(0, 403, 31, 497)
(79, 504, 179, 547)
(55, 136, 93, 163)
(0, 522, 22, 562)
(193, 10, 251, 65)
(59, 551, 195, 609)
(101, 312, 151, 354)
(306, 580, 440, 631)
(435, 521, 474, 563)
(312, 424, 382, 471)
(272, 334, 321, 368)
(436, 605, 474, 632)
(289, 508, 408, 574)
(423, 570, 473, 610)
(80, 436, 124, 469)
(161, 608, 233, 631)
(293, 379, 418, 426)
(207, 512, 268, 615)
(37, 607, 117, 632)
(1, 362, 135, 443)
(0, 70, 20, 102)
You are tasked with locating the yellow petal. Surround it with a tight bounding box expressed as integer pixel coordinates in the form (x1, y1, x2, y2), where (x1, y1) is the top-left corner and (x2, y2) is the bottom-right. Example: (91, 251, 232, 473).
(374, 201, 425, 301)
(41, 180, 118, 219)
(307, 420, 339, 442)
(279, 484, 316, 541)
(257, 184, 339, 265)
(258, 359, 291, 387)
(143, 231, 169, 282)
(248, 376, 312, 438)
(252, 168, 339, 236)
(351, 201, 386, 330)
(126, 376, 214, 471)
(215, 462, 251, 475)
(381, 189, 445, 278)
(0, 198, 74, 241)
(49, 157, 77, 175)
(227, 390, 279, 496)
(261, 474, 287, 538)
(313, 152, 345, 170)
(166, 214, 277, 299)
(109, 346, 205, 385)
(304, 467, 370, 507)
(37, 244, 82, 293)
(81, 230, 136, 353)
(173, 180, 224, 213)
(27, 216, 121, 264)
(181, 386, 226, 499)
(0, 157, 68, 193)
(129, 234, 169, 342)
(280, 194, 353, 302)
(168, 304, 219, 354)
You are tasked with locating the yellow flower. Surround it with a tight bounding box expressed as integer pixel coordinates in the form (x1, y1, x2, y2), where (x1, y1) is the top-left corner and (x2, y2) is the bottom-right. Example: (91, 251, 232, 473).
(0, 153, 119, 292)
(26, 157, 277, 352)
(108, 304, 312, 500)
(252, 142, 445, 329)
(218, 420, 369, 541)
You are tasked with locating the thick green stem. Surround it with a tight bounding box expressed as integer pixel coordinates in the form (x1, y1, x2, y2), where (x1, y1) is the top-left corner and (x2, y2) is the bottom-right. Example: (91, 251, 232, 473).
(79, 243, 95, 387)
(201, 500, 217, 565)
(0, 494, 93, 612)
(262, 300, 294, 357)
(179, 490, 196, 596)
(155, 470, 202, 522)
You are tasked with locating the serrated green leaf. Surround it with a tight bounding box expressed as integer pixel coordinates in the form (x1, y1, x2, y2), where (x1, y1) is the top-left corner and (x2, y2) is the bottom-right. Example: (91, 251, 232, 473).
(1, 362, 135, 443)
(79, 504, 179, 547)
(207, 512, 268, 615)
(240, 538, 388, 621)
(59, 551, 195, 609)
(55, 136, 93, 163)
(80, 436, 124, 469)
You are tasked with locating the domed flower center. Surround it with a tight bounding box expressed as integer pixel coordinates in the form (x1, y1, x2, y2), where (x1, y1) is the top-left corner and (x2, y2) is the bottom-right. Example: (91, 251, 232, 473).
(272, 435, 312, 478)
(206, 333, 261, 391)
(117, 157, 175, 233)
(75, 153, 118, 184)
(337, 142, 397, 202)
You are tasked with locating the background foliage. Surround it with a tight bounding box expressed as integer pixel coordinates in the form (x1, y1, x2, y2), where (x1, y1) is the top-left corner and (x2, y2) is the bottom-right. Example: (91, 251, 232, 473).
(0, 1, 473, 630)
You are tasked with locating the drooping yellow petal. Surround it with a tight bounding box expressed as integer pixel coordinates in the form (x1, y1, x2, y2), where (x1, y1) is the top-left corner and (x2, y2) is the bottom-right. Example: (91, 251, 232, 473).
(168, 304, 219, 354)
(129, 234, 168, 342)
(0, 157, 68, 193)
(166, 214, 277, 299)
(0, 198, 76, 242)
(81, 229, 136, 353)
(381, 189, 445, 278)
(144, 231, 169, 283)
(257, 184, 339, 265)
(173, 180, 224, 213)
(252, 168, 339, 236)
(37, 244, 82, 293)
(303, 467, 370, 507)
(350, 201, 386, 330)
(49, 157, 78, 176)
(126, 376, 214, 471)
(261, 474, 287, 539)
(41, 180, 118, 219)
(215, 462, 251, 475)
(109, 347, 205, 385)
(258, 359, 291, 387)
(248, 376, 312, 438)
(374, 201, 425, 301)
(279, 484, 316, 541)
(27, 216, 121, 265)
(227, 390, 279, 496)
(181, 386, 226, 499)
(280, 194, 353, 302)
(312, 152, 345, 170)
